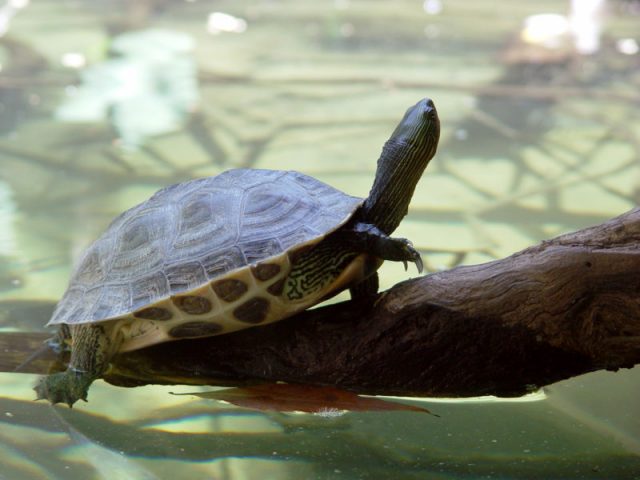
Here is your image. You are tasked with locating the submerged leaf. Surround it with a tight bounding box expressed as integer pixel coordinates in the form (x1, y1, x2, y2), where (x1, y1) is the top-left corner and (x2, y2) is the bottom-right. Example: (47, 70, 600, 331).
(187, 383, 434, 415)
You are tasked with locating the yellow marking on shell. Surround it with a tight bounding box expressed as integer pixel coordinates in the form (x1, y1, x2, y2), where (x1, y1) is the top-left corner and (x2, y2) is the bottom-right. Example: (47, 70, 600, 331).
(117, 251, 381, 353)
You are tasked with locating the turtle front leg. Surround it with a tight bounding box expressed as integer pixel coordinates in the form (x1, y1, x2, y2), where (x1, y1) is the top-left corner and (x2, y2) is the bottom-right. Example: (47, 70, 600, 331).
(35, 323, 117, 407)
(346, 222, 424, 273)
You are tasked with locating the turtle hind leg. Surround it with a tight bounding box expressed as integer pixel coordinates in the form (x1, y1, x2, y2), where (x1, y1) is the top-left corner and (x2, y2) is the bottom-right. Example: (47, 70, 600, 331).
(349, 272, 379, 300)
(34, 323, 117, 407)
(34, 369, 94, 407)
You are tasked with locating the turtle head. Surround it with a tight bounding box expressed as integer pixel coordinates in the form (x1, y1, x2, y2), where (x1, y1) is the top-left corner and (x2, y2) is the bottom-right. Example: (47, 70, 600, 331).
(389, 97, 440, 158)
(359, 98, 440, 235)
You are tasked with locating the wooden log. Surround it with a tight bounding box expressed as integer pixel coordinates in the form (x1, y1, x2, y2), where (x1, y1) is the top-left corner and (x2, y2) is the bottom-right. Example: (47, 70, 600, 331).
(2, 208, 638, 397)
(105, 207, 640, 396)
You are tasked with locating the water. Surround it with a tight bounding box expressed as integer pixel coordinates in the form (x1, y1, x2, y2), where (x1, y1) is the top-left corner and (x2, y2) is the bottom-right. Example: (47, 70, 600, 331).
(0, 0, 639, 478)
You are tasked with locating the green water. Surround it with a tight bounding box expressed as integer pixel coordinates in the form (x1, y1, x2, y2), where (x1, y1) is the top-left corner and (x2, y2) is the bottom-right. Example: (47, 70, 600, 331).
(0, 0, 639, 478)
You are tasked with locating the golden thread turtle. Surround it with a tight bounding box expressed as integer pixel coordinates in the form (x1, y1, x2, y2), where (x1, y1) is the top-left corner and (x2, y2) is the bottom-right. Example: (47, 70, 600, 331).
(35, 98, 440, 406)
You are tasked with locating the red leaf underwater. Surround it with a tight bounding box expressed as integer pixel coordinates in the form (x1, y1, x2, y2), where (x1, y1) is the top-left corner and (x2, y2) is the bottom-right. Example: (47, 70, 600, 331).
(192, 383, 434, 414)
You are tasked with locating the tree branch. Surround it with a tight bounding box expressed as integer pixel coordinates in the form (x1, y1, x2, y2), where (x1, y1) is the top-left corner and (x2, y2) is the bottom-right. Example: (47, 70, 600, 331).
(103, 207, 640, 397)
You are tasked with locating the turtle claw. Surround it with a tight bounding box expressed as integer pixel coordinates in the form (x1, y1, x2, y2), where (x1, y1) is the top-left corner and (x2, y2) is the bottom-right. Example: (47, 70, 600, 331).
(378, 236, 424, 274)
(398, 239, 423, 274)
(414, 254, 424, 274)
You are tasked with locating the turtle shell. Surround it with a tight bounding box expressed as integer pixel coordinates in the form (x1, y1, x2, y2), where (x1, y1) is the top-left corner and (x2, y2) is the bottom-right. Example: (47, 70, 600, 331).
(48, 169, 363, 348)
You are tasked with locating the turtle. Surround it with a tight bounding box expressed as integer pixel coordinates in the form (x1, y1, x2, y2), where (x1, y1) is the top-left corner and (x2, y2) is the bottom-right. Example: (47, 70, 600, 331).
(35, 97, 440, 406)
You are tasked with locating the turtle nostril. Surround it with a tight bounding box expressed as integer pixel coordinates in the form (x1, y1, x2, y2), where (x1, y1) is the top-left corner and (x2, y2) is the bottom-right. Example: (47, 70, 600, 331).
(422, 98, 435, 110)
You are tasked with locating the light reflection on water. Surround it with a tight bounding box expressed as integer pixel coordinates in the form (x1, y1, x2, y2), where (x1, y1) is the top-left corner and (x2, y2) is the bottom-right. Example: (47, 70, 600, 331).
(0, 0, 638, 478)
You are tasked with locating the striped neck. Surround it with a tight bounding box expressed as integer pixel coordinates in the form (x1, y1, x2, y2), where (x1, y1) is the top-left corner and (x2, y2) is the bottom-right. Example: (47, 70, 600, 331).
(358, 98, 440, 235)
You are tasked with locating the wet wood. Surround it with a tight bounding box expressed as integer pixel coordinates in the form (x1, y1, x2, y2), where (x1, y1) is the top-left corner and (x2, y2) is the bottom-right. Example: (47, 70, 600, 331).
(0, 331, 59, 374)
(1, 208, 639, 397)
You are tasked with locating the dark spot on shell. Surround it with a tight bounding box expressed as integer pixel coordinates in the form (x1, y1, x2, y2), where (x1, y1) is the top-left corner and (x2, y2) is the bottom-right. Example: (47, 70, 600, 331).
(169, 321, 223, 338)
(173, 296, 212, 315)
(251, 262, 281, 281)
(181, 199, 212, 230)
(233, 297, 270, 324)
(266, 277, 286, 296)
(212, 278, 248, 302)
(585, 261, 592, 268)
(133, 307, 173, 321)
(121, 221, 151, 251)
